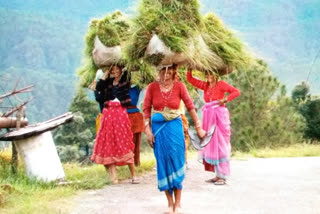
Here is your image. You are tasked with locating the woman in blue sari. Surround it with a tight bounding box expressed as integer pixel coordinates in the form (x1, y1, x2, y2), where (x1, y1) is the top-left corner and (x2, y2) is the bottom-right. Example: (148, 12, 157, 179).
(143, 64, 205, 213)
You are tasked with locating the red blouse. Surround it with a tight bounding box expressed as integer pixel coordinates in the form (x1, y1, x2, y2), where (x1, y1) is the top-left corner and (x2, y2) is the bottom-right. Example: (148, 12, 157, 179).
(143, 81, 195, 119)
(187, 71, 240, 103)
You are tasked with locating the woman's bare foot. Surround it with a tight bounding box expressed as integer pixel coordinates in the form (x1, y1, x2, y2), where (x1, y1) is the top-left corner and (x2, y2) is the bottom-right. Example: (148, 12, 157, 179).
(112, 179, 119, 184)
(164, 206, 174, 214)
(174, 206, 182, 213)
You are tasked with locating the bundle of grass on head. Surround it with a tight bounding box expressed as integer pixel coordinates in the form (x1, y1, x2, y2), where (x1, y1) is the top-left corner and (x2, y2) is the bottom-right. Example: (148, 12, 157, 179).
(202, 13, 252, 75)
(130, 62, 158, 89)
(125, 0, 223, 71)
(78, 11, 131, 87)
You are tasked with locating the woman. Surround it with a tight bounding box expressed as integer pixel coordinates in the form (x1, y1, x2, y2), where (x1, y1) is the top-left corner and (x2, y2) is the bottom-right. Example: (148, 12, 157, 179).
(127, 84, 144, 166)
(91, 65, 139, 184)
(143, 64, 205, 213)
(187, 67, 240, 185)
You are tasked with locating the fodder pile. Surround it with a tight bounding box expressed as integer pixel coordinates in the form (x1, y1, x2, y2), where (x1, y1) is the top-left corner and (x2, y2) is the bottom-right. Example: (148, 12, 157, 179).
(78, 0, 253, 88)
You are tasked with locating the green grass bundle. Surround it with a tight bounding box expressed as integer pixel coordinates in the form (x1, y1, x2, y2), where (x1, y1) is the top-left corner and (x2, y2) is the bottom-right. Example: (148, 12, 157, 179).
(202, 13, 252, 74)
(130, 62, 158, 89)
(78, 1, 255, 88)
(126, 0, 207, 67)
(96, 11, 130, 47)
(78, 11, 130, 87)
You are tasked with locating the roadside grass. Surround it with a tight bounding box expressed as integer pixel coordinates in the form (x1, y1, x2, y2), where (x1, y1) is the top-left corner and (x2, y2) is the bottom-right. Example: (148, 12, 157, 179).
(187, 143, 320, 160)
(0, 149, 156, 214)
(231, 143, 320, 158)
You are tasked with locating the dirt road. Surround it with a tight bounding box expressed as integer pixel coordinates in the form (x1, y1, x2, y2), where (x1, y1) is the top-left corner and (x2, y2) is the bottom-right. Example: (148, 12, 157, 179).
(71, 157, 320, 214)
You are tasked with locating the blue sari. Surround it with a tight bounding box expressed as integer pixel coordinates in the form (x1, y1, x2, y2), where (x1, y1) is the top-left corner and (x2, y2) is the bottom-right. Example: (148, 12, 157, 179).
(151, 113, 185, 194)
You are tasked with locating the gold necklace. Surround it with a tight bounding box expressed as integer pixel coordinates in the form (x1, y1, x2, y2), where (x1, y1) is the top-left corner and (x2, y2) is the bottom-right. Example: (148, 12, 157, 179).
(159, 82, 174, 100)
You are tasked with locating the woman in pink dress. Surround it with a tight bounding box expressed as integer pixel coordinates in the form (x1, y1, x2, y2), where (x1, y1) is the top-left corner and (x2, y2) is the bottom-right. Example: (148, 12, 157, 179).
(187, 67, 240, 185)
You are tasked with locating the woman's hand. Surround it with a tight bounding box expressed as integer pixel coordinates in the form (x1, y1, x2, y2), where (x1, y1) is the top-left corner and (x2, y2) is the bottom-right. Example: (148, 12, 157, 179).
(187, 67, 193, 73)
(218, 97, 228, 106)
(145, 126, 155, 148)
(196, 127, 206, 139)
(100, 69, 109, 80)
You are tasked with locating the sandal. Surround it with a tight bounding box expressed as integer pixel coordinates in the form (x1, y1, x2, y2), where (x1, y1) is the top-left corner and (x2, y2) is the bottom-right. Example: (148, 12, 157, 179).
(205, 177, 219, 183)
(132, 177, 140, 184)
(205, 178, 216, 183)
(214, 179, 226, 185)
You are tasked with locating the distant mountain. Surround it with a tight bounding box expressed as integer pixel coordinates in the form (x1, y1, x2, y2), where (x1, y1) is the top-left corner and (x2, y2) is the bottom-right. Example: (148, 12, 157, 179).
(0, 0, 319, 123)
(0, 1, 133, 123)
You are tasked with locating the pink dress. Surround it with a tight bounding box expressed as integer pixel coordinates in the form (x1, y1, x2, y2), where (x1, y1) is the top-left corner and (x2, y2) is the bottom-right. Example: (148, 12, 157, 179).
(187, 72, 240, 179)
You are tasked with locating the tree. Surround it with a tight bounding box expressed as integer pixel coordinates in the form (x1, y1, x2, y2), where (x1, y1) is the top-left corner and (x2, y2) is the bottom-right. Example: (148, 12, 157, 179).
(224, 60, 305, 151)
(53, 87, 99, 161)
(292, 82, 320, 141)
(68, 87, 99, 136)
(299, 99, 320, 141)
(291, 81, 310, 102)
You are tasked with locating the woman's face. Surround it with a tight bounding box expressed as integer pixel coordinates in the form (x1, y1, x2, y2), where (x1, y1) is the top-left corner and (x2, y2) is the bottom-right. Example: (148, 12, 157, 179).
(161, 67, 175, 81)
(111, 66, 122, 78)
(206, 74, 216, 83)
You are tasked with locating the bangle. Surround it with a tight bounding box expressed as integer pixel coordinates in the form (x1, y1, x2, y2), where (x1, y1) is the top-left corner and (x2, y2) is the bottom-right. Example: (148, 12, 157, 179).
(195, 120, 201, 128)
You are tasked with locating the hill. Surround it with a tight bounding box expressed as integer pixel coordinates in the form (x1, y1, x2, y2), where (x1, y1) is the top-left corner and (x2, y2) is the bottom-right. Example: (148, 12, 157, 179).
(0, 0, 319, 123)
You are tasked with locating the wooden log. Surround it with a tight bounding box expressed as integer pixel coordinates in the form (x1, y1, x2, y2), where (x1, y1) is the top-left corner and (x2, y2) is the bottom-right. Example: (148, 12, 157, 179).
(2, 98, 33, 117)
(0, 112, 73, 141)
(11, 107, 23, 174)
(0, 85, 34, 100)
(0, 118, 28, 128)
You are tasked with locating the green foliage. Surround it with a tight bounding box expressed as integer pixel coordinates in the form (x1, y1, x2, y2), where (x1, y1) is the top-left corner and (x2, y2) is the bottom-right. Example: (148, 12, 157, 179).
(291, 82, 320, 141)
(53, 87, 99, 161)
(298, 98, 320, 141)
(224, 60, 305, 151)
(232, 143, 320, 158)
(69, 88, 99, 135)
(56, 145, 86, 163)
(291, 81, 310, 102)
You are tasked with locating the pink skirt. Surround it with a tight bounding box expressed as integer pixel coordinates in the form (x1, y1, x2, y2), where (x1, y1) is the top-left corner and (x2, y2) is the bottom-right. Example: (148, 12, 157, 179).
(91, 101, 134, 166)
(199, 101, 231, 179)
